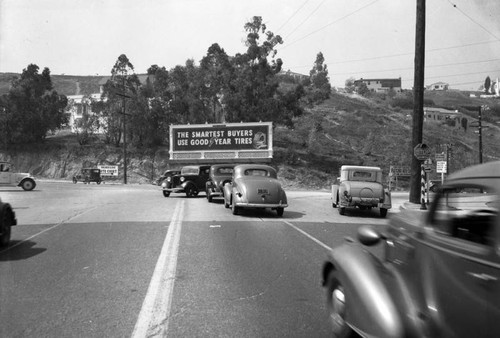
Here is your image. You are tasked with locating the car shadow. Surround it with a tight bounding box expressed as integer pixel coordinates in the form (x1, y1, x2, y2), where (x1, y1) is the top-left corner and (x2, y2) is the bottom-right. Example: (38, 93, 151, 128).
(234, 208, 305, 219)
(335, 207, 387, 219)
(0, 240, 47, 261)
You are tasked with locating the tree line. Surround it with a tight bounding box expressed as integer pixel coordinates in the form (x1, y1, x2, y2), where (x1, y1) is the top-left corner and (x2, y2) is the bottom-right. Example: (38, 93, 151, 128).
(0, 16, 331, 148)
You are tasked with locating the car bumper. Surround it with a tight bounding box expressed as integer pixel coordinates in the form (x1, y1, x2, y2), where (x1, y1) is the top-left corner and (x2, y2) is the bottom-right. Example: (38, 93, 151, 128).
(163, 187, 185, 193)
(234, 202, 288, 208)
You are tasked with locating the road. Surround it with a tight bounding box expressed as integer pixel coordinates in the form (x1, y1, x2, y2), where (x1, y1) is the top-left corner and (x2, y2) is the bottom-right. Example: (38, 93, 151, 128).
(0, 182, 408, 337)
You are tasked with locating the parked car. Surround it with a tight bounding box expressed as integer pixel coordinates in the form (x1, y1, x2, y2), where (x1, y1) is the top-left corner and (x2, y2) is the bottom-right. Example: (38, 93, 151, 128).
(205, 164, 235, 202)
(322, 160, 500, 338)
(73, 168, 102, 184)
(223, 164, 288, 217)
(0, 197, 17, 247)
(153, 169, 181, 186)
(162, 165, 211, 197)
(331, 165, 391, 217)
(0, 161, 36, 191)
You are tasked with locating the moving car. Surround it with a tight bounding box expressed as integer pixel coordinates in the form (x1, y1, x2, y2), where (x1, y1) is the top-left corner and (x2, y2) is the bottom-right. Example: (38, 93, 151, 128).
(0, 197, 17, 247)
(223, 164, 287, 217)
(73, 168, 103, 184)
(331, 165, 391, 217)
(205, 164, 235, 202)
(322, 160, 500, 338)
(153, 169, 181, 186)
(0, 161, 36, 191)
(162, 165, 210, 197)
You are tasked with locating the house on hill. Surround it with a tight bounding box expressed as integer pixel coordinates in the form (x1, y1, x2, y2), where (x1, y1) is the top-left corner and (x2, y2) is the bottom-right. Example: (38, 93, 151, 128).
(424, 107, 468, 131)
(427, 82, 449, 91)
(66, 94, 105, 133)
(353, 77, 402, 93)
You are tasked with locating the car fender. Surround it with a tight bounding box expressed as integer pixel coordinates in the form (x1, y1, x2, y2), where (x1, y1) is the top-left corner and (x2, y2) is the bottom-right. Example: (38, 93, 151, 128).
(323, 243, 404, 338)
(331, 184, 339, 206)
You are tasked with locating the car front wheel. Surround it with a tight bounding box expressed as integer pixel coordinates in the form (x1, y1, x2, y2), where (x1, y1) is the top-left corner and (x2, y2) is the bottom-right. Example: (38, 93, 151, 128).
(163, 190, 170, 197)
(185, 185, 198, 197)
(339, 207, 346, 216)
(380, 208, 388, 218)
(0, 209, 12, 247)
(231, 198, 239, 215)
(326, 270, 356, 338)
(73, 177, 77, 184)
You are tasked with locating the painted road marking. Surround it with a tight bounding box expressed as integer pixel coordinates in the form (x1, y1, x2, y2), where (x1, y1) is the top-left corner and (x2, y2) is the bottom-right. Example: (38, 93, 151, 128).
(283, 220, 332, 251)
(132, 200, 184, 338)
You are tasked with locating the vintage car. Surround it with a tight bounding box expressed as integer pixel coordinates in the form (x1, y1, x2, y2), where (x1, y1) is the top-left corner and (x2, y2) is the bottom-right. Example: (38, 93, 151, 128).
(0, 161, 36, 191)
(331, 165, 391, 217)
(205, 164, 235, 203)
(322, 160, 500, 338)
(223, 164, 288, 217)
(162, 165, 211, 197)
(73, 168, 102, 184)
(153, 169, 181, 186)
(0, 197, 17, 248)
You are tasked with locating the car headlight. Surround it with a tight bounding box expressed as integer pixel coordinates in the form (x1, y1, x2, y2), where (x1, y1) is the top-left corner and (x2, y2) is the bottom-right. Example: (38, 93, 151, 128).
(161, 182, 167, 188)
(180, 176, 185, 182)
(166, 177, 171, 182)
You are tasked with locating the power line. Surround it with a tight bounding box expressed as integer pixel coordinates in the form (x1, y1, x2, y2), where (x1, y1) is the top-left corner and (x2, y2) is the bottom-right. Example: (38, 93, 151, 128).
(276, 0, 312, 34)
(279, 0, 380, 50)
(284, 0, 328, 40)
(447, 0, 500, 42)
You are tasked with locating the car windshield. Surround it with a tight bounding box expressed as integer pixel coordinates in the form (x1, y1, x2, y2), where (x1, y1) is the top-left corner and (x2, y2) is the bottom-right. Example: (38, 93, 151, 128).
(349, 170, 377, 182)
(431, 184, 499, 246)
(217, 167, 233, 175)
(244, 169, 269, 177)
(181, 167, 199, 175)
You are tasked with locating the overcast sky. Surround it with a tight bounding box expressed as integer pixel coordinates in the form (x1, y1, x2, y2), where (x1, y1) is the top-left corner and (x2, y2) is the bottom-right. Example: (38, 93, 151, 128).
(1, 0, 499, 90)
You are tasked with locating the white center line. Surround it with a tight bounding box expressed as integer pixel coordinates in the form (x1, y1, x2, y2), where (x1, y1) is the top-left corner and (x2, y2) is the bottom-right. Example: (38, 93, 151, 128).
(283, 220, 332, 251)
(132, 200, 184, 338)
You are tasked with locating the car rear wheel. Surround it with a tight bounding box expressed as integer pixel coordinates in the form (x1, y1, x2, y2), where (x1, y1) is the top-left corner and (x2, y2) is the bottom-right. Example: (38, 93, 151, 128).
(207, 193, 213, 203)
(163, 191, 170, 197)
(276, 207, 284, 217)
(339, 207, 346, 216)
(73, 177, 77, 184)
(0, 209, 12, 247)
(326, 270, 356, 338)
(21, 179, 36, 191)
(97, 180, 101, 185)
(380, 208, 388, 218)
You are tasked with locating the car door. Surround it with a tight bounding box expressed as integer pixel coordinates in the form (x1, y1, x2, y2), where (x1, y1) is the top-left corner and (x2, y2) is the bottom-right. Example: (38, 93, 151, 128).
(0, 165, 12, 185)
(422, 183, 499, 337)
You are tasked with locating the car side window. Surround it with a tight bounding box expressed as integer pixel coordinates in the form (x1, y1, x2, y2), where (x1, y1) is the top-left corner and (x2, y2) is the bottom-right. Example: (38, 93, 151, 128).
(430, 185, 498, 246)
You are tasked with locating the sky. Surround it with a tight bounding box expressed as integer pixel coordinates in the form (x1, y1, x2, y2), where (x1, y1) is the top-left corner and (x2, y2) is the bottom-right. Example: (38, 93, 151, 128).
(1, 0, 499, 91)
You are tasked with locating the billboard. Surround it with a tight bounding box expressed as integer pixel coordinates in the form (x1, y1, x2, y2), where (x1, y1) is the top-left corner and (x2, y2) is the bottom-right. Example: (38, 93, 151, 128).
(169, 122, 272, 162)
(98, 165, 119, 177)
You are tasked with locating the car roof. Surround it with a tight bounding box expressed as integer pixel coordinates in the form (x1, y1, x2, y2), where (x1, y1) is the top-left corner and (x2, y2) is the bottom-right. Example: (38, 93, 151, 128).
(341, 165, 382, 172)
(447, 161, 500, 181)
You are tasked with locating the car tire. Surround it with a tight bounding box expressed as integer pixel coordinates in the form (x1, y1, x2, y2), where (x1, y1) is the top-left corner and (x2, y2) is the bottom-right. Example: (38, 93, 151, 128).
(0, 208, 12, 248)
(163, 190, 170, 198)
(185, 185, 198, 198)
(380, 208, 388, 218)
(21, 179, 36, 191)
(325, 270, 356, 338)
(339, 207, 346, 216)
(207, 193, 213, 203)
(224, 199, 230, 208)
(73, 177, 77, 184)
(97, 180, 101, 185)
(231, 198, 239, 215)
(276, 207, 284, 217)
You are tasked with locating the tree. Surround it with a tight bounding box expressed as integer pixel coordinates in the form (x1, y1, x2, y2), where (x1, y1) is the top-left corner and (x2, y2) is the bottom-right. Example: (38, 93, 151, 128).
(304, 52, 331, 104)
(484, 76, 491, 93)
(0, 64, 67, 144)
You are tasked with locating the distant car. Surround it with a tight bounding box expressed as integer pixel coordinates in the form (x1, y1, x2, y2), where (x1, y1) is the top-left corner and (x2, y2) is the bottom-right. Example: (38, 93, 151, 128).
(223, 164, 288, 217)
(73, 168, 102, 184)
(162, 165, 211, 197)
(0, 197, 17, 247)
(154, 169, 181, 186)
(331, 165, 391, 217)
(0, 161, 36, 191)
(322, 160, 500, 338)
(205, 164, 235, 203)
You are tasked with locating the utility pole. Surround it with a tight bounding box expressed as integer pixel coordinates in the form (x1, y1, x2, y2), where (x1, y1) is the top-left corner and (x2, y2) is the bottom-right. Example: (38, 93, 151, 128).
(478, 105, 483, 164)
(122, 98, 127, 184)
(409, 0, 426, 204)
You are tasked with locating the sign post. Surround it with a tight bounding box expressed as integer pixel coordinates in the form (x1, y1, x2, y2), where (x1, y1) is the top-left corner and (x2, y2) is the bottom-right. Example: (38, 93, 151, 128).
(414, 143, 430, 209)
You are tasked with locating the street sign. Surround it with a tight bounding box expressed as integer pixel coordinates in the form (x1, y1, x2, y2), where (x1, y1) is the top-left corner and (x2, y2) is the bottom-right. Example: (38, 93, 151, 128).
(436, 161, 447, 174)
(414, 143, 431, 161)
(435, 152, 446, 161)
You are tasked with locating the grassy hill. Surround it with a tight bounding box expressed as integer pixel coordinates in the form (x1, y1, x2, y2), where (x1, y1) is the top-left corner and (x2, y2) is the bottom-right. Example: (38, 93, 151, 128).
(1, 72, 499, 189)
